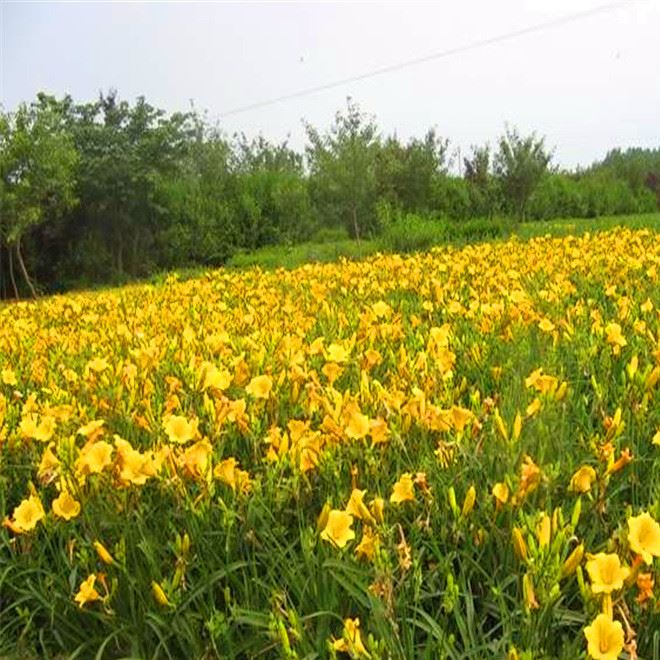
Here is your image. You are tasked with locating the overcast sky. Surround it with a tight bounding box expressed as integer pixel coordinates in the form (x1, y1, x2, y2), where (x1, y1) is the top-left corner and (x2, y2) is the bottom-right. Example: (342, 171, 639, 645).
(2, 0, 659, 169)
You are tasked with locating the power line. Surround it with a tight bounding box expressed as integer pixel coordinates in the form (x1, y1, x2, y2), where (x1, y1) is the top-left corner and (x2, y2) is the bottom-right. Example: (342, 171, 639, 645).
(219, 0, 641, 118)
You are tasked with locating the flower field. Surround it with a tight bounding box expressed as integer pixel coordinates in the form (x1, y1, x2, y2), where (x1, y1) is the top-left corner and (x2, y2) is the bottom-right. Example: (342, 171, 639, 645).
(1, 227, 660, 658)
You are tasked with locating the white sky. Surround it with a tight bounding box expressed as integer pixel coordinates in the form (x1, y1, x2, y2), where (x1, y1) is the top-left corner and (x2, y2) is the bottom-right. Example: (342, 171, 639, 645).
(2, 0, 659, 169)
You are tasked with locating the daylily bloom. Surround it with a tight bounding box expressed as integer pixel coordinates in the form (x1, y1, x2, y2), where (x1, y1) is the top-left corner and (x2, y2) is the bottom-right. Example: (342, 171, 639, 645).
(320, 510, 355, 549)
(583, 614, 624, 660)
(570, 465, 597, 494)
(74, 574, 102, 608)
(390, 473, 415, 504)
(5, 495, 46, 533)
(628, 512, 660, 564)
(162, 415, 198, 444)
(585, 553, 630, 594)
(52, 491, 81, 520)
(245, 374, 272, 399)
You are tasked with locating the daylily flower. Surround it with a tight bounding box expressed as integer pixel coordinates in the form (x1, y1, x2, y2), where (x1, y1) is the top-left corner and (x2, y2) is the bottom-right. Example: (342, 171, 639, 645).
(320, 510, 355, 549)
(583, 614, 624, 660)
(628, 512, 660, 564)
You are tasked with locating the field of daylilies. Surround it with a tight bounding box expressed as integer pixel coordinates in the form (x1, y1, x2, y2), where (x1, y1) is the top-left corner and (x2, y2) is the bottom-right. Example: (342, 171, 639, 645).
(1, 226, 660, 659)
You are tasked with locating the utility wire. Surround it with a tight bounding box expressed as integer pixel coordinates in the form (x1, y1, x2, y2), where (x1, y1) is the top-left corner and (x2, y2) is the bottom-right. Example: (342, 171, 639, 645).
(219, 0, 641, 118)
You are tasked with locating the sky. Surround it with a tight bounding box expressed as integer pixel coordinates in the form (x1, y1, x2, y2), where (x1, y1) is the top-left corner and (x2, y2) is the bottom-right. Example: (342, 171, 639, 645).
(2, 0, 659, 170)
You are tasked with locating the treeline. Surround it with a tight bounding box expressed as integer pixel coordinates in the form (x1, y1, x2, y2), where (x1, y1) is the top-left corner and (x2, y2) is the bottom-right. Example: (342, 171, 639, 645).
(1, 91, 659, 297)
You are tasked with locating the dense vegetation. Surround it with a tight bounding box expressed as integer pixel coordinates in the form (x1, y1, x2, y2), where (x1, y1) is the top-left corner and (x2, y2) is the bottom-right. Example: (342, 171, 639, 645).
(2, 227, 659, 658)
(1, 91, 659, 297)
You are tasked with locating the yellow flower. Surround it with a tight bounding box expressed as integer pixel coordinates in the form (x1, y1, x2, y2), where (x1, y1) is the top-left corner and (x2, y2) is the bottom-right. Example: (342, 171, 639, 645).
(492, 482, 509, 508)
(514, 455, 541, 502)
(94, 540, 115, 565)
(355, 527, 379, 561)
(9, 495, 46, 533)
(320, 509, 355, 549)
(214, 457, 238, 489)
(640, 298, 654, 313)
(561, 543, 584, 578)
(536, 513, 551, 548)
(586, 553, 630, 594)
(37, 443, 60, 484)
(345, 410, 370, 440)
(52, 491, 81, 520)
(345, 488, 375, 524)
(522, 572, 539, 611)
(653, 429, 660, 446)
(74, 574, 102, 608)
(114, 437, 151, 486)
(178, 439, 212, 479)
(162, 414, 198, 444)
(538, 318, 555, 333)
(322, 362, 343, 384)
(525, 397, 542, 418)
(1, 368, 17, 386)
(512, 527, 528, 562)
(214, 457, 251, 494)
(371, 300, 391, 318)
(369, 417, 390, 444)
(151, 581, 171, 607)
(461, 485, 476, 517)
(570, 465, 597, 494)
(450, 406, 473, 432)
(390, 473, 415, 504)
(326, 343, 349, 363)
(86, 357, 109, 373)
(77, 440, 114, 474)
(627, 512, 660, 564)
(584, 614, 624, 660)
(245, 374, 273, 399)
(20, 414, 56, 442)
(370, 497, 385, 524)
(77, 419, 106, 441)
(604, 323, 627, 353)
(199, 362, 232, 392)
(332, 618, 370, 658)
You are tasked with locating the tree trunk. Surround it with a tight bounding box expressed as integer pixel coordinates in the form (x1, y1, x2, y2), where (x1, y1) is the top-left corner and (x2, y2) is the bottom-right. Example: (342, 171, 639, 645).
(131, 230, 139, 277)
(8, 244, 19, 299)
(351, 204, 361, 246)
(116, 232, 124, 276)
(0, 243, 4, 300)
(15, 238, 37, 299)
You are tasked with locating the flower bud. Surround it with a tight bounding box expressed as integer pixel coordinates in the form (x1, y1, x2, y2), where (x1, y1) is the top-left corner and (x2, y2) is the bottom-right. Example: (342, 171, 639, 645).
(561, 543, 584, 578)
(461, 485, 476, 518)
(93, 541, 114, 566)
(512, 527, 528, 562)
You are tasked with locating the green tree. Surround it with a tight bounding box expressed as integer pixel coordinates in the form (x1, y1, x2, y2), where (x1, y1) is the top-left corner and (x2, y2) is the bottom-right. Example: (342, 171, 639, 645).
(61, 90, 192, 280)
(0, 100, 78, 297)
(494, 127, 552, 221)
(305, 98, 380, 240)
(376, 129, 448, 213)
(463, 144, 500, 218)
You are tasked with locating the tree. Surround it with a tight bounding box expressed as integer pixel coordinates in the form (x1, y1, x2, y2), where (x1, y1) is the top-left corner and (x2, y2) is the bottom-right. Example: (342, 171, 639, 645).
(494, 127, 552, 222)
(463, 144, 499, 218)
(305, 98, 380, 240)
(0, 100, 78, 297)
(376, 129, 448, 212)
(60, 90, 193, 279)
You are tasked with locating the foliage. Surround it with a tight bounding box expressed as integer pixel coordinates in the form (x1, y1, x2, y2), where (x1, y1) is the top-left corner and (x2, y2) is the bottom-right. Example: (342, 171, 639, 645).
(376, 129, 448, 213)
(305, 98, 381, 240)
(0, 97, 78, 297)
(494, 127, 552, 221)
(1, 91, 659, 298)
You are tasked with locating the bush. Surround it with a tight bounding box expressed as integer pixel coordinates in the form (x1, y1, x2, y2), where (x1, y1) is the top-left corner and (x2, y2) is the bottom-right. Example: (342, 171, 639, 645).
(379, 214, 450, 253)
(379, 212, 516, 254)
